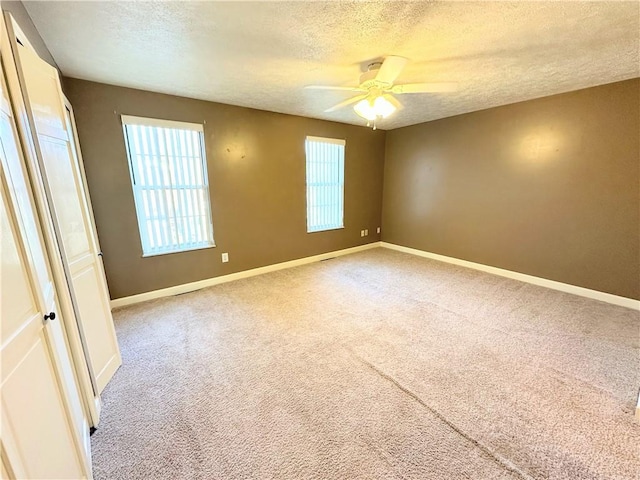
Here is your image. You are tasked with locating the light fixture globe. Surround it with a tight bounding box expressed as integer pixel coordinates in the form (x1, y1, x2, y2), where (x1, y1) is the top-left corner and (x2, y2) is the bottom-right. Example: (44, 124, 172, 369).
(353, 95, 396, 121)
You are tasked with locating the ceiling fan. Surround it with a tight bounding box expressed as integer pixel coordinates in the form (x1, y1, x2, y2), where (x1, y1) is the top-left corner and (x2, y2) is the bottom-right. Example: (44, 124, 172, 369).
(305, 56, 457, 129)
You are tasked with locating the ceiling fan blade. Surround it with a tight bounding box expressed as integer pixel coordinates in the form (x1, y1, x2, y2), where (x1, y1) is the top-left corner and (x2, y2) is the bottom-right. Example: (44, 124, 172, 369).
(325, 94, 367, 113)
(305, 85, 363, 92)
(383, 94, 404, 111)
(376, 56, 408, 85)
(391, 82, 459, 94)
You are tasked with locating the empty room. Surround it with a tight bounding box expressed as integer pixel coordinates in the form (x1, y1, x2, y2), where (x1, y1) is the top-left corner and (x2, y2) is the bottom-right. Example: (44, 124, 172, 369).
(1, 1, 638, 479)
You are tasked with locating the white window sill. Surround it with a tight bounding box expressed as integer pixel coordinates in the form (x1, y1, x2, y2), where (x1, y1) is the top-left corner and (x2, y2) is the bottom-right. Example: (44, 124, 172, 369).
(142, 243, 216, 258)
(307, 226, 345, 234)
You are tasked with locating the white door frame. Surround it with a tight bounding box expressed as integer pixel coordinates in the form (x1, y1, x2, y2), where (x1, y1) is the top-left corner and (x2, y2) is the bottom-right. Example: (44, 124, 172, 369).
(2, 11, 101, 426)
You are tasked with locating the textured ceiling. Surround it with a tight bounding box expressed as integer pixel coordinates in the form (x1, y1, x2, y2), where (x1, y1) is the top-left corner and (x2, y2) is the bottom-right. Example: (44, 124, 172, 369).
(24, 1, 640, 130)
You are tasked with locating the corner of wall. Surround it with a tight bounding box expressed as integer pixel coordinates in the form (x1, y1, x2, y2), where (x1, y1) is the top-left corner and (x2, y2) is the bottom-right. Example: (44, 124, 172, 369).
(380, 125, 396, 243)
(378, 128, 389, 239)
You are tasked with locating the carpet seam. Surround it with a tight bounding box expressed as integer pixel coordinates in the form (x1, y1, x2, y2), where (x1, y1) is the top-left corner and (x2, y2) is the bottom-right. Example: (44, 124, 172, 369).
(354, 354, 536, 480)
(396, 294, 633, 412)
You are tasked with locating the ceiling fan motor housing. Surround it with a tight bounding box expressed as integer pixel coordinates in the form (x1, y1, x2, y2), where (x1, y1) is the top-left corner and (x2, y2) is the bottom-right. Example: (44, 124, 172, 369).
(359, 63, 392, 91)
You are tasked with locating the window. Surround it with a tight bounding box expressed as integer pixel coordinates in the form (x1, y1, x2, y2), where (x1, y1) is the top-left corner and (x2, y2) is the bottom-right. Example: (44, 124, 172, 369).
(122, 115, 214, 256)
(305, 136, 345, 233)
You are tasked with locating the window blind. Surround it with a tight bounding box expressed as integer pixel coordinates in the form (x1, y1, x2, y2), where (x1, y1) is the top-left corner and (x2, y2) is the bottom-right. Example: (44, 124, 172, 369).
(305, 136, 345, 233)
(122, 115, 215, 256)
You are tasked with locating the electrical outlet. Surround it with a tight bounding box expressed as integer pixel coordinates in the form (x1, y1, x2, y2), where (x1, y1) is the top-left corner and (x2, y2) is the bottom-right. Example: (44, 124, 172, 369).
(221, 252, 229, 263)
(377, 227, 381, 234)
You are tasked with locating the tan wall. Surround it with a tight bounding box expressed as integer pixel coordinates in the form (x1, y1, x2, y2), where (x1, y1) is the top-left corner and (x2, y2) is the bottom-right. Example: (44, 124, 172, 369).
(64, 78, 385, 299)
(382, 79, 640, 300)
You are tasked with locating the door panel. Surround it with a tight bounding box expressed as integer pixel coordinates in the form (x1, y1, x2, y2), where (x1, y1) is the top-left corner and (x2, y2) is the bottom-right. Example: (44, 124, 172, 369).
(0, 188, 36, 344)
(0, 83, 53, 308)
(38, 137, 91, 261)
(74, 264, 118, 390)
(45, 295, 89, 452)
(0, 183, 86, 480)
(16, 40, 121, 393)
(0, 191, 33, 338)
(1, 332, 81, 479)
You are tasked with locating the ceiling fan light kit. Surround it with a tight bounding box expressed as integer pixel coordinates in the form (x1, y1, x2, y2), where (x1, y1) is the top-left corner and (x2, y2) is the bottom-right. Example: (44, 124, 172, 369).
(306, 55, 458, 129)
(353, 94, 396, 130)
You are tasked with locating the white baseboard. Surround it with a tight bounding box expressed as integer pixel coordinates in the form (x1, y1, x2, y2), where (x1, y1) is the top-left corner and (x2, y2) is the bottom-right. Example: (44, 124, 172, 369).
(110, 242, 381, 309)
(112, 240, 639, 311)
(380, 242, 640, 311)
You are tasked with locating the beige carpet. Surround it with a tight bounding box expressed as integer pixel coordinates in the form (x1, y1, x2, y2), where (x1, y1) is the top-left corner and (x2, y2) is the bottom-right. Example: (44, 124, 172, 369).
(93, 248, 640, 479)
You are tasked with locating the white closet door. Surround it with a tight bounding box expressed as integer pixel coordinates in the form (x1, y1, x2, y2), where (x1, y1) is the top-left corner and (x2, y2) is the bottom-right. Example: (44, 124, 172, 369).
(15, 41, 121, 393)
(0, 64, 90, 478)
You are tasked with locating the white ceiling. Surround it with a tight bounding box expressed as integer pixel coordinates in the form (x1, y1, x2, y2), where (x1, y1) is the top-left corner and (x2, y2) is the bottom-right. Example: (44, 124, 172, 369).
(24, 1, 640, 130)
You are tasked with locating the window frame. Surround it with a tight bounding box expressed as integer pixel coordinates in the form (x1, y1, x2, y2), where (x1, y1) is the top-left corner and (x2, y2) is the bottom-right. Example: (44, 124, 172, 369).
(121, 115, 215, 257)
(304, 135, 346, 234)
